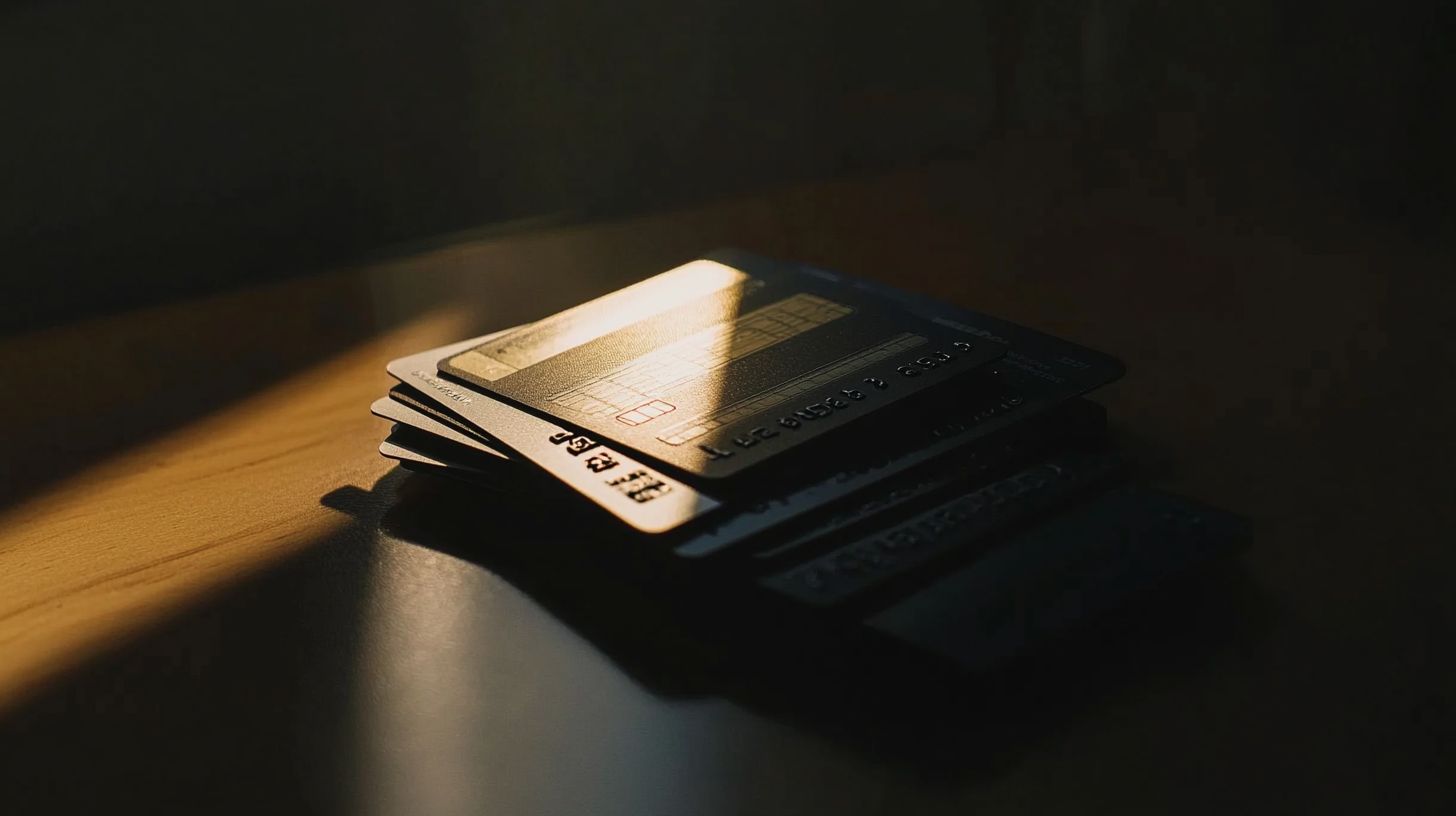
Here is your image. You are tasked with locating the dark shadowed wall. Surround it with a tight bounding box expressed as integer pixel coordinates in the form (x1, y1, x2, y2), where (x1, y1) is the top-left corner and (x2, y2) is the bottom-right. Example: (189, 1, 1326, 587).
(3, 1, 1451, 331)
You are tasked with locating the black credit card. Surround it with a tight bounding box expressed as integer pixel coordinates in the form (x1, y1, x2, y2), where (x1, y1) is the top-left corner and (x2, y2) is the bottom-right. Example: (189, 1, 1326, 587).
(438, 256, 1006, 481)
(865, 485, 1249, 671)
(667, 251, 1125, 558)
(706, 249, 1125, 403)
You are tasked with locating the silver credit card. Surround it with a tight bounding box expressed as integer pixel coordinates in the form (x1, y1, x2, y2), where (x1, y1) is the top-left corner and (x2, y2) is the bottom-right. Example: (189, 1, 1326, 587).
(371, 395, 509, 460)
(379, 436, 483, 473)
(387, 337, 722, 534)
(438, 257, 1005, 480)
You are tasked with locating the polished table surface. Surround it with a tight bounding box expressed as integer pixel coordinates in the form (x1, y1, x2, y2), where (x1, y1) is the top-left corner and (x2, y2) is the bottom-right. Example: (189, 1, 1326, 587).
(3, 149, 1454, 814)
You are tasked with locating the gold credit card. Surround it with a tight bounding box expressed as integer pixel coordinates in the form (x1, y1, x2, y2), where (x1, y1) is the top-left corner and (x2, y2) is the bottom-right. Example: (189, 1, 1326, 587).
(439, 252, 1006, 480)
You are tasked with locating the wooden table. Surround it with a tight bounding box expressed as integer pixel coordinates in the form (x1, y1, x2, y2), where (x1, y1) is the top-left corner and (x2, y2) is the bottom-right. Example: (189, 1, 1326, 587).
(3, 147, 1453, 814)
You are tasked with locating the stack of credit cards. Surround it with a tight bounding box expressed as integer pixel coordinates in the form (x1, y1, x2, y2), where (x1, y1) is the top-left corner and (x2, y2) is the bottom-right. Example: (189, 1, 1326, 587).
(373, 249, 1247, 671)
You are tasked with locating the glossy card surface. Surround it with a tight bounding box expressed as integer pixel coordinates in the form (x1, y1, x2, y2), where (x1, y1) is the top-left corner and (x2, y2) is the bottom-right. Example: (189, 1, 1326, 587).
(439, 257, 1006, 480)
(388, 337, 722, 533)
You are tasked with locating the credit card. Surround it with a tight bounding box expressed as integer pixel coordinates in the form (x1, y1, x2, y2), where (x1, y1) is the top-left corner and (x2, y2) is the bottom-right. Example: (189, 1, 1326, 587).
(438, 257, 1006, 480)
(653, 252, 1128, 558)
(865, 485, 1249, 671)
(757, 449, 1127, 607)
(671, 379, 1097, 558)
(388, 337, 722, 533)
(371, 395, 509, 460)
(380, 435, 481, 473)
(387, 325, 517, 449)
(387, 383, 518, 454)
(704, 249, 1125, 399)
(381, 427, 542, 496)
(745, 398, 1109, 564)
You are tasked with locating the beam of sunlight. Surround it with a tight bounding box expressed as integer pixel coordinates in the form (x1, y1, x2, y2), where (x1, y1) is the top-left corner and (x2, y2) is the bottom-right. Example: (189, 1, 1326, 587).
(351, 533, 752, 816)
(0, 308, 474, 711)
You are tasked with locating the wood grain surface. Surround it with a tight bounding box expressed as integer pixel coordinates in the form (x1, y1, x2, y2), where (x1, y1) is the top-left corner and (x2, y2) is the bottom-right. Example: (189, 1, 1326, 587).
(0, 307, 473, 705)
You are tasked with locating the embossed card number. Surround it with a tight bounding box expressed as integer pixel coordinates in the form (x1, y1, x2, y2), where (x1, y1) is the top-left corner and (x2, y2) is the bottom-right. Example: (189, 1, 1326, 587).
(388, 335, 718, 534)
(548, 429, 675, 502)
(436, 254, 1006, 481)
(697, 340, 979, 461)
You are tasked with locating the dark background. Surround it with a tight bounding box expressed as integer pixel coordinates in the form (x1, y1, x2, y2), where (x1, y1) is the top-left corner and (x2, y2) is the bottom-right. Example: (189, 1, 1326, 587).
(5, 0, 1452, 332)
